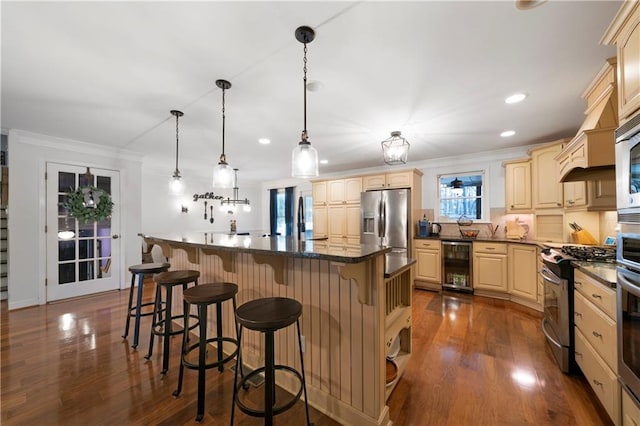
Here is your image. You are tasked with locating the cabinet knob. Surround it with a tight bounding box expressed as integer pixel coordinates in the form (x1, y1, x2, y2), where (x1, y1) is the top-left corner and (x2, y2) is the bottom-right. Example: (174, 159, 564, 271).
(574, 281, 582, 286)
(556, 203, 561, 206)
(575, 350, 583, 358)
(591, 293, 602, 299)
(592, 379, 603, 388)
(574, 311, 582, 318)
(592, 331, 602, 338)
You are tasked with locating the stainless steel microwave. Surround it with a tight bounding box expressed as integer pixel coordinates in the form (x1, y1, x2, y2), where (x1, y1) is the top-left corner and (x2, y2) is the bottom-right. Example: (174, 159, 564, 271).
(616, 114, 640, 222)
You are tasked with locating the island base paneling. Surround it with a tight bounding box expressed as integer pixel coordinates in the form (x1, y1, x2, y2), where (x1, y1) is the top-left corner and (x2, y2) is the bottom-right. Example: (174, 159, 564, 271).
(166, 247, 393, 426)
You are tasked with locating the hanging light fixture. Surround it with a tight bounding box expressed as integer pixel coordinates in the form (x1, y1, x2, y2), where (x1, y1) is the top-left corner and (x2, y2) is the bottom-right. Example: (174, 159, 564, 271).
(292, 25, 319, 178)
(212, 79, 235, 188)
(219, 169, 251, 214)
(381, 131, 410, 165)
(168, 109, 185, 196)
(451, 177, 464, 196)
(58, 208, 75, 240)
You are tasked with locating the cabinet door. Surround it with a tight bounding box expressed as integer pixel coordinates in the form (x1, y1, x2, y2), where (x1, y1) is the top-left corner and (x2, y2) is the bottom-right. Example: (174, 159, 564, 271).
(313, 205, 328, 238)
(505, 161, 532, 212)
(531, 142, 564, 209)
(344, 177, 363, 203)
(345, 204, 361, 244)
(473, 254, 507, 291)
(507, 244, 537, 302)
(386, 171, 412, 188)
(619, 7, 640, 119)
(563, 181, 587, 208)
(328, 180, 345, 204)
(328, 205, 346, 244)
(312, 181, 327, 205)
(622, 387, 640, 426)
(416, 249, 441, 283)
(587, 178, 617, 210)
(362, 174, 386, 191)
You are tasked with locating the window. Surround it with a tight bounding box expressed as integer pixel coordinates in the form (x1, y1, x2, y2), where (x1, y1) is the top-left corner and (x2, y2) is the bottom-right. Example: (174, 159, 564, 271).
(437, 172, 486, 222)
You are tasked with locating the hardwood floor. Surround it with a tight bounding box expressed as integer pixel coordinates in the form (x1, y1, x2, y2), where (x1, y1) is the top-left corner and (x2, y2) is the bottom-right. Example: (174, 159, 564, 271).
(1, 285, 611, 425)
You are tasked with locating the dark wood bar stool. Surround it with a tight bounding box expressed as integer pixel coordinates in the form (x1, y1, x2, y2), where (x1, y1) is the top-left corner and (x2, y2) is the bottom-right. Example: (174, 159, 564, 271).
(231, 297, 311, 426)
(122, 262, 170, 349)
(145, 269, 200, 374)
(173, 282, 239, 422)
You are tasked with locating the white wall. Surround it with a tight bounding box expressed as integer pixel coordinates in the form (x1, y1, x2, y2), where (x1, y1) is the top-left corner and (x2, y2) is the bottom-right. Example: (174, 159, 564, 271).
(7, 130, 143, 309)
(140, 166, 262, 235)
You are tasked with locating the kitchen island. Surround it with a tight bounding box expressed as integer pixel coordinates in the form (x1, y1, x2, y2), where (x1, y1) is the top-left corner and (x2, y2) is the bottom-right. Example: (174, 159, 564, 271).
(140, 232, 413, 426)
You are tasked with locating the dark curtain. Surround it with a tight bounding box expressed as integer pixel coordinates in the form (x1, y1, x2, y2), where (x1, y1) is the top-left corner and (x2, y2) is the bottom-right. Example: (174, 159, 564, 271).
(269, 188, 278, 235)
(475, 185, 482, 219)
(285, 186, 294, 236)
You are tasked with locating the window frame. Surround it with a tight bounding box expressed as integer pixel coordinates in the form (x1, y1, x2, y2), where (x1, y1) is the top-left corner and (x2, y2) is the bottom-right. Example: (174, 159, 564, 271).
(436, 170, 488, 223)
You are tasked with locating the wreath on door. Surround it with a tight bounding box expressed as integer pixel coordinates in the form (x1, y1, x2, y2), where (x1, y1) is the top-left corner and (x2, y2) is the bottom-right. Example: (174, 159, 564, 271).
(63, 186, 113, 223)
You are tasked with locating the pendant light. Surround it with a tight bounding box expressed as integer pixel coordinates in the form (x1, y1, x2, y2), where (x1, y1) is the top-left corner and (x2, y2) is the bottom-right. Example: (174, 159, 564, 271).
(219, 169, 251, 214)
(451, 177, 464, 196)
(291, 26, 319, 178)
(212, 79, 235, 188)
(168, 109, 185, 196)
(381, 131, 410, 165)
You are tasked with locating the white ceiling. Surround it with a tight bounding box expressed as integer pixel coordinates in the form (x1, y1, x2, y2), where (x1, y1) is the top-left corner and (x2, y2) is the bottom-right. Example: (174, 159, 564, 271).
(1, 1, 623, 184)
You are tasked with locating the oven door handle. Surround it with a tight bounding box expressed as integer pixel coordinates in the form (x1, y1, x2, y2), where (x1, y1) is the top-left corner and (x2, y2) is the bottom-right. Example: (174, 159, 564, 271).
(541, 317, 563, 349)
(540, 267, 562, 285)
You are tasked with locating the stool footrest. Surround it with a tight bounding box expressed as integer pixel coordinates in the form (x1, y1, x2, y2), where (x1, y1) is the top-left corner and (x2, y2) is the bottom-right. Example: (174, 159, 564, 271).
(151, 314, 199, 337)
(128, 301, 160, 318)
(234, 365, 304, 418)
(181, 337, 238, 370)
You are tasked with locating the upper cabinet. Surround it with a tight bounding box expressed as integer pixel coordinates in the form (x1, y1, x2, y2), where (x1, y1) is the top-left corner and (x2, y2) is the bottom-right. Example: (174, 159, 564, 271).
(603, 2, 640, 122)
(328, 177, 362, 204)
(530, 140, 567, 210)
(362, 170, 420, 190)
(504, 159, 532, 213)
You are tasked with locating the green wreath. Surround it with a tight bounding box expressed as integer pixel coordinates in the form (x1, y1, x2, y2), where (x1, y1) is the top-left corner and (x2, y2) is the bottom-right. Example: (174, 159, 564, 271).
(63, 186, 113, 223)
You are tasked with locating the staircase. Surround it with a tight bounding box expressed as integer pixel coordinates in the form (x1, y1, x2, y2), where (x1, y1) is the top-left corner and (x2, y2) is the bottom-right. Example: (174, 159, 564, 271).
(1, 207, 6, 300)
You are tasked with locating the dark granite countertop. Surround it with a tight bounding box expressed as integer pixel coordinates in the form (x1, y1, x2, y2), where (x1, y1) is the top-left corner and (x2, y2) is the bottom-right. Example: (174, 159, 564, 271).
(414, 235, 543, 246)
(142, 232, 391, 264)
(385, 253, 416, 278)
(571, 261, 618, 288)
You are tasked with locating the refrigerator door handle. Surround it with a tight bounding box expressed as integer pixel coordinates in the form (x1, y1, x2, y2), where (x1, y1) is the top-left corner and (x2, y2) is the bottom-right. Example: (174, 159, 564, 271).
(381, 201, 387, 240)
(378, 199, 384, 238)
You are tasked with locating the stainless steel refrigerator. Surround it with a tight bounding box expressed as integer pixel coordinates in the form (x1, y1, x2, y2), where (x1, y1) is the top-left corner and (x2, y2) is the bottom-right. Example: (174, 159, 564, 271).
(360, 188, 410, 252)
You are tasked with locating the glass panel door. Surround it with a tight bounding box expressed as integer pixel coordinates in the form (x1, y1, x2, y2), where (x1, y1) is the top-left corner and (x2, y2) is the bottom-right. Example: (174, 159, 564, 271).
(46, 163, 120, 301)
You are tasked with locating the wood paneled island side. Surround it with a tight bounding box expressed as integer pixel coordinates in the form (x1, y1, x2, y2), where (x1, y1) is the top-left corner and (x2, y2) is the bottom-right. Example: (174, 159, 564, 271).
(141, 233, 413, 426)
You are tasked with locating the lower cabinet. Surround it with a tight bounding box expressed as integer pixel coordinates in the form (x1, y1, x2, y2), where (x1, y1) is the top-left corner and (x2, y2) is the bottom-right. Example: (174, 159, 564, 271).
(414, 239, 441, 290)
(573, 269, 619, 425)
(622, 386, 640, 426)
(507, 244, 538, 304)
(473, 242, 507, 292)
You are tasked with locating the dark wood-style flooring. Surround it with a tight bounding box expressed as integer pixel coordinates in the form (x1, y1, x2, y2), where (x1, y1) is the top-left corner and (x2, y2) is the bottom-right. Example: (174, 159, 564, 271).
(1, 284, 611, 425)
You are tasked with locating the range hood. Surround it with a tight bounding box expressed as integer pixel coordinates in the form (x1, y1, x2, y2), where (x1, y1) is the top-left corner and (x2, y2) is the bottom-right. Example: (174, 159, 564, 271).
(557, 58, 617, 183)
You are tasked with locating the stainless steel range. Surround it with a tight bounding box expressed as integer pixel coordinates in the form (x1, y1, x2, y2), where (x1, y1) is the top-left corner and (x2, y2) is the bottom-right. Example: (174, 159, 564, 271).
(540, 245, 616, 373)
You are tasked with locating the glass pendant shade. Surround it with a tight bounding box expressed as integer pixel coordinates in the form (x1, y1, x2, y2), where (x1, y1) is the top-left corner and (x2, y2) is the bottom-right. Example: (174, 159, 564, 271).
(382, 131, 410, 165)
(58, 230, 75, 240)
(169, 173, 184, 196)
(213, 161, 234, 188)
(292, 141, 319, 178)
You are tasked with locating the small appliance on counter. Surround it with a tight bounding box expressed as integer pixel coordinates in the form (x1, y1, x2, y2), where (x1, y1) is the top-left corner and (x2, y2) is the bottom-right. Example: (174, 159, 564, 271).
(430, 222, 441, 236)
(418, 216, 430, 237)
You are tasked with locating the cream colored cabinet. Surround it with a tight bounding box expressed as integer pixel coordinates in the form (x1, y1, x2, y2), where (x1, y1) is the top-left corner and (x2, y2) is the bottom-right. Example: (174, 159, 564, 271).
(473, 242, 508, 292)
(414, 239, 441, 289)
(530, 141, 565, 209)
(312, 181, 327, 206)
(504, 159, 532, 213)
(328, 177, 362, 205)
(507, 244, 538, 304)
(328, 204, 360, 246)
(573, 268, 619, 425)
(313, 205, 328, 238)
(362, 170, 415, 190)
(564, 178, 617, 211)
(563, 181, 587, 208)
(603, 3, 640, 121)
(622, 388, 640, 426)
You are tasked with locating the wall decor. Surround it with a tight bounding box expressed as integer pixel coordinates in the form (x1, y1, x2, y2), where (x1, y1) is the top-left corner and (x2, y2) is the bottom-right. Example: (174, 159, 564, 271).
(63, 186, 113, 223)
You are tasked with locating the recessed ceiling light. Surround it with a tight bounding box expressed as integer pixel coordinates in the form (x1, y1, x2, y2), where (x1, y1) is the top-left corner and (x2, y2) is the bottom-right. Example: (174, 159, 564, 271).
(501, 130, 516, 138)
(320, 159, 328, 164)
(515, 0, 547, 11)
(505, 93, 527, 104)
(258, 138, 271, 145)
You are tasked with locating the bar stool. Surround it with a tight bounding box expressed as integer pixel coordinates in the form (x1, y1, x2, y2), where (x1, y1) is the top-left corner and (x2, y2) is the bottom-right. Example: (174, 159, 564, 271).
(231, 297, 311, 426)
(122, 262, 170, 349)
(173, 283, 239, 422)
(145, 269, 200, 374)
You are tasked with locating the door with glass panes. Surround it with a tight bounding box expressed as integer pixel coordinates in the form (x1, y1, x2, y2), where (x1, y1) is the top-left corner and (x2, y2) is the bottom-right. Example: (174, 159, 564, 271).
(46, 163, 120, 301)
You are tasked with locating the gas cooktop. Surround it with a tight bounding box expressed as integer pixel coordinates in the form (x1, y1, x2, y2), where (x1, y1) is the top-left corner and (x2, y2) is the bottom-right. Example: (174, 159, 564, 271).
(560, 245, 616, 263)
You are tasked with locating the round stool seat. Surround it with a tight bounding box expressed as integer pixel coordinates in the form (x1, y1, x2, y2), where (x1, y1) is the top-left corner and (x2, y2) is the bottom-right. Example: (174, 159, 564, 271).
(128, 262, 170, 274)
(236, 297, 302, 332)
(154, 269, 200, 285)
(183, 282, 238, 305)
